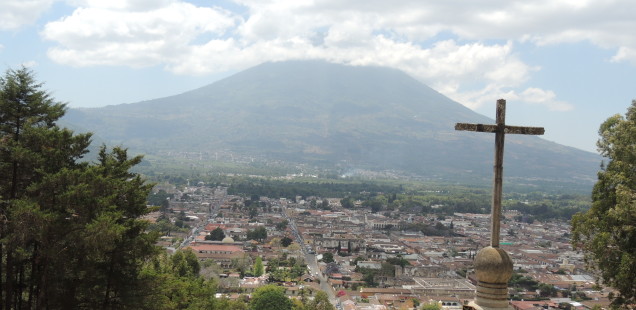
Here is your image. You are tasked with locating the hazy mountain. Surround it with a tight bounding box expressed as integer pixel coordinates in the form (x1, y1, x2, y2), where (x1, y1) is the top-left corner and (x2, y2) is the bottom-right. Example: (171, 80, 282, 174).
(63, 60, 600, 188)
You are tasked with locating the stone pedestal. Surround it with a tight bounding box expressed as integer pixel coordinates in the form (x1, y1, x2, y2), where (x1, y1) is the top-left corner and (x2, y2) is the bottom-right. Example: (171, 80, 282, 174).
(473, 246, 513, 310)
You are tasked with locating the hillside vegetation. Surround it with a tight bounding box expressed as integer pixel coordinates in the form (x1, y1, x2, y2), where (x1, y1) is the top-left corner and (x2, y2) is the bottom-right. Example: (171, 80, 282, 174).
(63, 61, 601, 189)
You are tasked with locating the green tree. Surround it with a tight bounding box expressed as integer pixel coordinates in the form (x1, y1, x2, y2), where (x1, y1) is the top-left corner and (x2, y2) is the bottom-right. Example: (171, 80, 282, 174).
(305, 291, 334, 310)
(140, 250, 218, 309)
(321, 252, 334, 263)
(350, 256, 365, 266)
(231, 254, 253, 278)
(276, 220, 289, 231)
(1, 66, 79, 309)
(249, 284, 292, 310)
(253, 257, 264, 277)
(538, 283, 557, 297)
(246, 226, 267, 242)
(386, 256, 409, 268)
(340, 197, 354, 209)
(206, 227, 226, 241)
(421, 302, 441, 310)
(171, 249, 201, 277)
(281, 236, 293, 247)
(572, 100, 636, 307)
(292, 298, 306, 310)
(216, 298, 248, 310)
(148, 219, 178, 236)
(363, 198, 383, 213)
(248, 206, 258, 219)
(0, 67, 159, 309)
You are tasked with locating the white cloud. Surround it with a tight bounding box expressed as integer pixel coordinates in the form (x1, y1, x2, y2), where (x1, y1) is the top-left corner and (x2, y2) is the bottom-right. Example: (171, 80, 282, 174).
(0, 0, 55, 30)
(42, 1, 237, 67)
(40, 0, 636, 111)
(611, 47, 636, 66)
(21, 60, 38, 68)
(66, 0, 174, 11)
(518, 88, 574, 111)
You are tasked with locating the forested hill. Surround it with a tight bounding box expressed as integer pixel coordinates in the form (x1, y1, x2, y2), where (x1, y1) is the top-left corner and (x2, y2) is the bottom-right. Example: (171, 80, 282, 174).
(63, 60, 601, 189)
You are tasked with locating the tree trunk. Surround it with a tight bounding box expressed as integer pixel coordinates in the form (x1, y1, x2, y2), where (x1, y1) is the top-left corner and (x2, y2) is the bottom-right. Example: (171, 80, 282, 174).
(102, 252, 116, 310)
(36, 259, 48, 310)
(27, 242, 39, 310)
(17, 262, 24, 310)
(4, 250, 14, 310)
(0, 240, 4, 309)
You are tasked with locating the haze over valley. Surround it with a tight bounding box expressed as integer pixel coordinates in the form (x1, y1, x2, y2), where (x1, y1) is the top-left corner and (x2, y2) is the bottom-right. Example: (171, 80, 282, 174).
(64, 61, 600, 190)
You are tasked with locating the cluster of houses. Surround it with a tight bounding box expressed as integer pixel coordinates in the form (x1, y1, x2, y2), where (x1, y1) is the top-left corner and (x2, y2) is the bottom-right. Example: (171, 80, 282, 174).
(145, 184, 613, 310)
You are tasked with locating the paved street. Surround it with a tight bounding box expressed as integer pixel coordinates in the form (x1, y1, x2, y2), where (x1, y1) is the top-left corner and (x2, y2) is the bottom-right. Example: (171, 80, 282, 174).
(285, 205, 339, 308)
(305, 252, 338, 306)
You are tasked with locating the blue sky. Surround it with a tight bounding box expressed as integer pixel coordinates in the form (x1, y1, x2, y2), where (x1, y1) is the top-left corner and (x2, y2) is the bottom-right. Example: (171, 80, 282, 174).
(2, 0, 635, 153)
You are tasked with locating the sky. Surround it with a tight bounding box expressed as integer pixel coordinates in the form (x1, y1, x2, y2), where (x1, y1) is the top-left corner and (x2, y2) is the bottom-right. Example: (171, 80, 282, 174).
(1, 0, 635, 153)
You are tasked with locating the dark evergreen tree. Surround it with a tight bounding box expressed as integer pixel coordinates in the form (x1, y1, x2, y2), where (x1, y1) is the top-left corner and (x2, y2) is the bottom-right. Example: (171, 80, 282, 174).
(340, 197, 354, 208)
(280, 236, 293, 247)
(246, 226, 267, 242)
(1, 67, 89, 309)
(0, 67, 159, 309)
(206, 227, 226, 241)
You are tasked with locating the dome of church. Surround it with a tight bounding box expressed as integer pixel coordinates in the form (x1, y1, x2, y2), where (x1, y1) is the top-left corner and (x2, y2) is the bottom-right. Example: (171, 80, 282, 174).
(221, 236, 235, 243)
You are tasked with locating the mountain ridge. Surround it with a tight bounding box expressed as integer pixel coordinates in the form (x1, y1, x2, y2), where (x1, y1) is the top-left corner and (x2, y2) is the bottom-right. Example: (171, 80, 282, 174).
(63, 60, 600, 188)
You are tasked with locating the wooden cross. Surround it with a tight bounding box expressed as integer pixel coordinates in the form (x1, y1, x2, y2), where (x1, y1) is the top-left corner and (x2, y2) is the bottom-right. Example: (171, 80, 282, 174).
(455, 99, 544, 248)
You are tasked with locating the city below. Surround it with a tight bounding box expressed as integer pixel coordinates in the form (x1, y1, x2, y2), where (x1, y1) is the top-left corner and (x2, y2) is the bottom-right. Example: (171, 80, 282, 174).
(146, 184, 610, 310)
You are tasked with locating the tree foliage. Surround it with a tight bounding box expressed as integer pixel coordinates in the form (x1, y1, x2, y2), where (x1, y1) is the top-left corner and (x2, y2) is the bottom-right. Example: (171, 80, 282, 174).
(267, 256, 306, 283)
(249, 284, 292, 310)
(246, 226, 267, 242)
(321, 252, 334, 263)
(421, 302, 441, 310)
(253, 257, 264, 277)
(572, 100, 636, 308)
(281, 236, 293, 247)
(139, 250, 218, 310)
(206, 227, 226, 241)
(276, 220, 289, 231)
(305, 291, 334, 310)
(0, 67, 160, 309)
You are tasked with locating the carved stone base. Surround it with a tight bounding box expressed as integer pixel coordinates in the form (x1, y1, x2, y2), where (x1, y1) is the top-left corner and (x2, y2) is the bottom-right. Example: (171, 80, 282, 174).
(475, 281, 510, 308)
(465, 300, 513, 310)
(473, 246, 513, 310)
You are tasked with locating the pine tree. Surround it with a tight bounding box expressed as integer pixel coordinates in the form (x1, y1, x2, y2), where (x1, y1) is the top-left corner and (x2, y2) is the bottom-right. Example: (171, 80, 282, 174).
(0, 67, 159, 309)
(1, 67, 89, 309)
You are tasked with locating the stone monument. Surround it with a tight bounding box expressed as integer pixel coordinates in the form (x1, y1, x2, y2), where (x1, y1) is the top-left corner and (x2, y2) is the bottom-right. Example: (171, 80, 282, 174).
(455, 99, 544, 310)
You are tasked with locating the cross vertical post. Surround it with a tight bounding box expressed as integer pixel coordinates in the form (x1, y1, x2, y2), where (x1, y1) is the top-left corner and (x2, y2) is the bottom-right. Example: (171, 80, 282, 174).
(455, 99, 544, 248)
(492, 99, 505, 248)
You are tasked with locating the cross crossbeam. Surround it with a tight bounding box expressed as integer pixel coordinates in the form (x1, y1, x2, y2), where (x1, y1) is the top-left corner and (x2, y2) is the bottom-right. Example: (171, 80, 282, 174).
(455, 99, 544, 248)
(454, 123, 544, 135)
